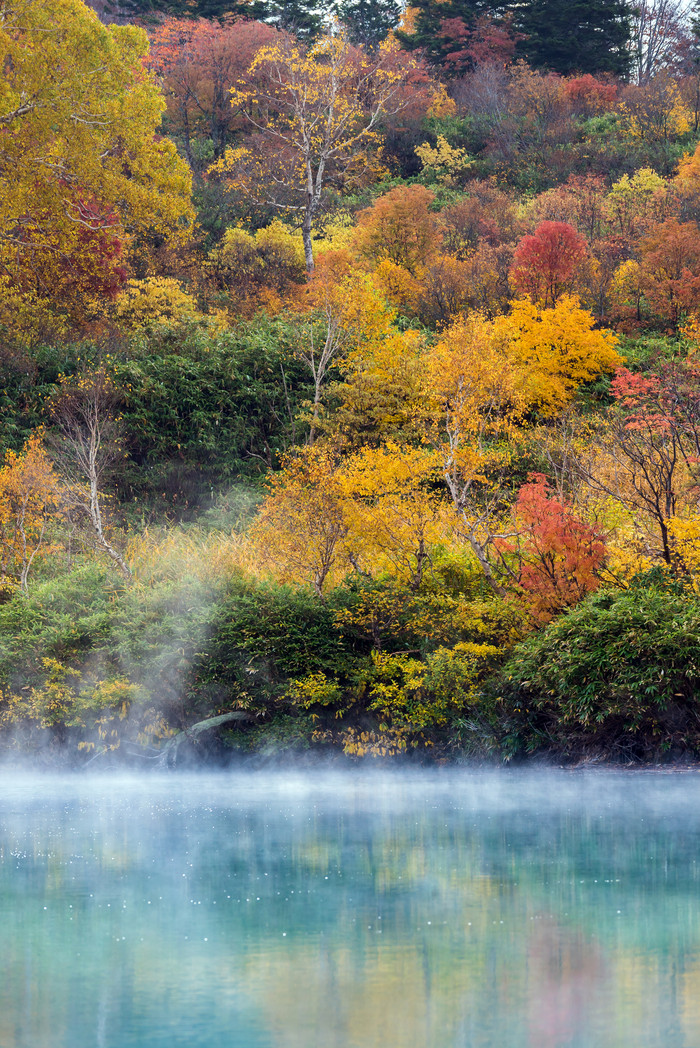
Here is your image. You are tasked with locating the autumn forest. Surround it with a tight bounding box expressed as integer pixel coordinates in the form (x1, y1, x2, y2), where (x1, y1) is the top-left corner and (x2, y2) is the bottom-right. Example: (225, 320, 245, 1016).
(4, 0, 700, 765)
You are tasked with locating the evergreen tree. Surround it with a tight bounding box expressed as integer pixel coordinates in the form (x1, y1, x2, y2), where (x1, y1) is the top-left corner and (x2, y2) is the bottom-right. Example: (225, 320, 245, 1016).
(395, 0, 510, 72)
(264, 0, 324, 38)
(102, 0, 268, 23)
(515, 0, 631, 77)
(335, 0, 400, 49)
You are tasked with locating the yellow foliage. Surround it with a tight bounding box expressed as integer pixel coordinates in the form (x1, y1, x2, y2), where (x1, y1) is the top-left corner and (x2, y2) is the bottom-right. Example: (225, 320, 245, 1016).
(114, 277, 207, 330)
(426, 84, 457, 120)
(359, 642, 496, 736)
(493, 296, 621, 416)
(214, 29, 414, 269)
(0, 0, 193, 336)
(333, 326, 428, 446)
(622, 88, 692, 142)
(0, 656, 172, 755)
(427, 311, 524, 454)
(287, 672, 343, 711)
(313, 214, 356, 258)
(668, 516, 700, 589)
(373, 258, 422, 314)
(611, 259, 644, 312)
(339, 442, 450, 587)
(250, 445, 350, 596)
(675, 141, 700, 190)
(0, 431, 62, 591)
(332, 726, 409, 757)
(415, 134, 473, 185)
(605, 169, 667, 235)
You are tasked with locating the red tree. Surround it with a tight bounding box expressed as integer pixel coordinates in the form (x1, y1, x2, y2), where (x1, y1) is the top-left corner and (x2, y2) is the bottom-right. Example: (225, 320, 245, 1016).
(147, 18, 280, 168)
(508, 474, 605, 624)
(510, 220, 588, 307)
(639, 219, 700, 328)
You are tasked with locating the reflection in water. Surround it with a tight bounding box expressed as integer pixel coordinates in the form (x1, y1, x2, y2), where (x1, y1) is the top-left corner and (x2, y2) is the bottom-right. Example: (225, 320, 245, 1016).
(0, 770, 699, 1048)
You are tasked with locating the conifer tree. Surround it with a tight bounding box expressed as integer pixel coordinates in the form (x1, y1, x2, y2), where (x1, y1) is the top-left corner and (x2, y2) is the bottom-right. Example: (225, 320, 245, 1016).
(395, 0, 499, 70)
(515, 0, 631, 77)
(335, 0, 400, 49)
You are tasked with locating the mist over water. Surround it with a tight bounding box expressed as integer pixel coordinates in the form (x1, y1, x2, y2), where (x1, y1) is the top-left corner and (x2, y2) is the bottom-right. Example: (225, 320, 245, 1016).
(1, 768, 699, 1048)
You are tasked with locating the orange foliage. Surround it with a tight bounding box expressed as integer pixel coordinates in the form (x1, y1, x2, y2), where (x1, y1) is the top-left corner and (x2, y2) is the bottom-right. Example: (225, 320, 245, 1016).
(639, 218, 700, 327)
(505, 474, 605, 625)
(354, 185, 441, 274)
(148, 18, 280, 162)
(0, 433, 62, 592)
(563, 75, 618, 118)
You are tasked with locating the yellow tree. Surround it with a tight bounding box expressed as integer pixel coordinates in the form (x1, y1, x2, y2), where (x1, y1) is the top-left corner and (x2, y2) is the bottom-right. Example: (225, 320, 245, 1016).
(493, 296, 621, 417)
(0, 0, 194, 334)
(425, 313, 525, 595)
(250, 445, 350, 597)
(339, 442, 449, 591)
(0, 433, 61, 592)
(295, 260, 410, 444)
(212, 29, 418, 272)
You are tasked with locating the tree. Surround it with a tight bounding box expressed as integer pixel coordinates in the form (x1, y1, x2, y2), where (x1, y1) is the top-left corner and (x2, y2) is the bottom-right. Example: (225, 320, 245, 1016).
(48, 369, 131, 579)
(354, 185, 441, 274)
(147, 17, 280, 168)
(580, 362, 700, 564)
(510, 221, 588, 308)
(629, 0, 686, 84)
(213, 29, 418, 272)
(266, 0, 324, 37)
(292, 254, 384, 444)
(425, 313, 526, 595)
(620, 71, 692, 152)
(395, 0, 514, 74)
(515, 0, 631, 77)
(339, 442, 448, 591)
(104, 0, 267, 24)
(0, 433, 61, 592)
(504, 473, 605, 624)
(0, 0, 193, 334)
(250, 444, 349, 596)
(605, 168, 667, 237)
(639, 218, 700, 327)
(493, 296, 621, 417)
(335, 0, 400, 49)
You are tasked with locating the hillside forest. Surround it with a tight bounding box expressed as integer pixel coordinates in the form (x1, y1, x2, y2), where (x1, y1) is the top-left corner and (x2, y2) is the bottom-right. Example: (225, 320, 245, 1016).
(5, 0, 700, 765)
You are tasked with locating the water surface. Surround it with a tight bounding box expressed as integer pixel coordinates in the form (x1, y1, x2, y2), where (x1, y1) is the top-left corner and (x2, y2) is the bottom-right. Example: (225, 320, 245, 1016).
(0, 768, 699, 1048)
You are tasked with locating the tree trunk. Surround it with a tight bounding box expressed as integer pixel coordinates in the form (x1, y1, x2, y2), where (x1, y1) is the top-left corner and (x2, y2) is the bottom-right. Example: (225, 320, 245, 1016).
(302, 201, 314, 274)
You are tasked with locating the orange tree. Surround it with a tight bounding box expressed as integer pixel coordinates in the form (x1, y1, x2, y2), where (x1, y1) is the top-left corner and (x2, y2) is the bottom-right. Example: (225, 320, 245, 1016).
(0, 432, 61, 592)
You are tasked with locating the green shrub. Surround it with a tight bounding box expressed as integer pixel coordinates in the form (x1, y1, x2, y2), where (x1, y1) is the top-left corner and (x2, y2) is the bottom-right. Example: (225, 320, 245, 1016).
(485, 579, 700, 760)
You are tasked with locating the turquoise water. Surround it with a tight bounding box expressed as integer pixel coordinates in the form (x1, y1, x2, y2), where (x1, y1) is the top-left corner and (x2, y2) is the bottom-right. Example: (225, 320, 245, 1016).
(1, 769, 699, 1048)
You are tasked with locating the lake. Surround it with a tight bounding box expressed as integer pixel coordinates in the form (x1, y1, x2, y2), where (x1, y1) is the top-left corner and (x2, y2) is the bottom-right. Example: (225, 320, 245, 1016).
(0, 768, 699, 1047)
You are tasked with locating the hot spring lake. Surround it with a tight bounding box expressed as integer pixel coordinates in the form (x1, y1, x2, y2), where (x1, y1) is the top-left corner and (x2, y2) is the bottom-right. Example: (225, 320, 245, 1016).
(1, 770, 699, 1048)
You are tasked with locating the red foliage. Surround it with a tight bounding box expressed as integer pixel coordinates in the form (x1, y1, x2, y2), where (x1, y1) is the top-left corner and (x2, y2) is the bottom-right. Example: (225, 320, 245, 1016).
(147, 18, 281, 161)
(510, 220, 588, 307)
(439, 15, 518, 75)
(509, 474, 605, 624)
(639, 219, 700, 328)
(563, 75, 618, 118)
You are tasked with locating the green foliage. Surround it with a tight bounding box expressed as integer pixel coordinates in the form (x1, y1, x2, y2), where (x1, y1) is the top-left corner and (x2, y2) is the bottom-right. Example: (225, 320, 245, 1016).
(486, 580, 700, 760)
(200, 579, 366, 711)
(515, 0, 631, 77)
(0, 559, 217, 729)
